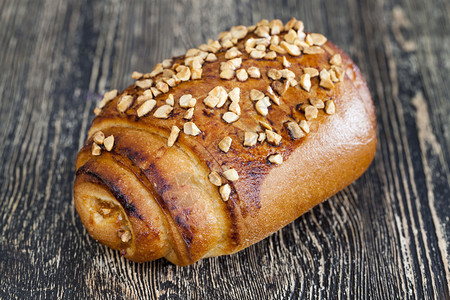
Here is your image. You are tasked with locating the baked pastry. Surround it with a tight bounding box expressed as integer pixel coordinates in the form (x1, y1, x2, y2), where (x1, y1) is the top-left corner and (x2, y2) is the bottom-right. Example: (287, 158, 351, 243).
(74, 18, 376, 266)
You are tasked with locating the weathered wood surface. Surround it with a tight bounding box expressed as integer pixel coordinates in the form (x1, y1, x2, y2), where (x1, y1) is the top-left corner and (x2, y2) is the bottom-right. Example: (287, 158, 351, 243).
(0, 0, 448, 298)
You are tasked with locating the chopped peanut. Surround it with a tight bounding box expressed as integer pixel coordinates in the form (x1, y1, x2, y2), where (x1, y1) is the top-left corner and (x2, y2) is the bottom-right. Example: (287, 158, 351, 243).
(218, 136, 232, 153)
(104, 135, 114, 151)
(223, 169, 239, 181)
(167, 126, 180, 147)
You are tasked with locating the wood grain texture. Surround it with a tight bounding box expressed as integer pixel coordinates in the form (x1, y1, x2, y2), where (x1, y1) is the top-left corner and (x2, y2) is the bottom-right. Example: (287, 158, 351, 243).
(0, 0, 448, 299)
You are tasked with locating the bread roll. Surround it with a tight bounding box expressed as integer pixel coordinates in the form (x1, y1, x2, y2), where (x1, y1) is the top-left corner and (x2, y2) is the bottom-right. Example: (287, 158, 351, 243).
(74, 18, 376, 266)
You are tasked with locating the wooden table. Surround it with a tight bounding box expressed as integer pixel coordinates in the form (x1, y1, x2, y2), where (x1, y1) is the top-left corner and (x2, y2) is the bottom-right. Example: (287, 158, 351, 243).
(1, 0, 448, 298)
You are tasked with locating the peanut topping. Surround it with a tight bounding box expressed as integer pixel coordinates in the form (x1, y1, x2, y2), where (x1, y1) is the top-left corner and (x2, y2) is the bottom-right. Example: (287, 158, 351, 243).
(310, 33, 327, 46)
(204, 95, 220, 108)
(165, 94, 174, 106)
(153, 104, 173, 119)
(300, 74, 311, 92)
(280, 41, 301, 56)
(243, 132, 258, 147)
(136, 90, 153, 104)
(266, 86, 280, 105)
(304, 46, 325, 54)
(286, 121, 305, 139)
(266, 130, 282, 146)
(229, 102, 241, 115)
(325, 100, 336, 114)
(220, 69, 235, 80)
(304, 105, 319, 120)
(225, 48, 242, 59)
(209, 86, 228, 108)
(247, 67, 261, 78)
(271, 80, 288, 96)
(282, 56, 291, 68)
(207, 40, 221, 52)
(167, 126, 180, 147)
(255, 25, 270, 38)
(259, 120, 272, 131)
(151, 87, 161, 98)
(149, 64, 163, 77)
(269, 19, 283, 35)
(330, 54, 342, 66)
(164, 77, 177, 88)
(219, 184, 231, 201)
(205, 53, 218, 62)
(267, 69, 282, 80)
(136, 79, 152, 89)
(250, 50, 266, 59)
(258, 132, 266, 142)
(256, 45, 267, 52)
(255, 100, 269, 116)
(98, 89, 118, 108)
(208, 171, 222, 187)
(303, 67, 319, 77)
(331, 66, 345, 82)
(319, 69, 335, 89)
(162, 69, 175, 78)
(191, 68, 202, 80)
(137, 100, 157, 117)
(92, 143, 101, 156)
(261, 96, 271, 107)
(285, 17, 298, 31)
(236, 69, 248, 82)
(271, 35, 280, 45)
(305, 34, 313, 46)
(156, 81, 169, 93)
(185, 56, 203, 69)
(117, 95, 133, 113)
(218, 136, 232, 153)
(299, 120, 310, 133)
(287, 77, 298, 87)
(222, 112, 239, 124)
(184, 108, 194, 120)
(309, 98, 324, 109)
(221, 61, 235, 71)
(268, 154, 283, 165)
(230, 25, 248, 40)
(104, 135, 114, 151)
(93, 131, 105, 145)
(93, 20, 338, 167)
(179, 94, 196, 108)
(228, 87, 240, 103)
(176, 66, 191, 81)
(131, 71, 143, 80)
(183, 122, 201, 136)
(264, 51, 277, 60)
(284, 29, 298, 44)
(329, 69, 339, 82)
(269, 44, 287, 54)
(162, 58, 173, 68)
(219, 31, 231, 41)
(281, 69, 295, 79)
(250, 89, 265, 101)
(223, 169, 239, 181)
(185, 48, 200, 57)
(222, 40, 234, 49)
(245, 38, 256, 52)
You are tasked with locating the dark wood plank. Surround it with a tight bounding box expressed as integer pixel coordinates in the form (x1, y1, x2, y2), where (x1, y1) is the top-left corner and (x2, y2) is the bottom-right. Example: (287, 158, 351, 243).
(0, 0, 448, 299)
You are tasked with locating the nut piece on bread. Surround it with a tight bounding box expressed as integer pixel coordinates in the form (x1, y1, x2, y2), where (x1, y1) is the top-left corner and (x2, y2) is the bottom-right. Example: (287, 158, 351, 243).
(74, 18, 376, 266)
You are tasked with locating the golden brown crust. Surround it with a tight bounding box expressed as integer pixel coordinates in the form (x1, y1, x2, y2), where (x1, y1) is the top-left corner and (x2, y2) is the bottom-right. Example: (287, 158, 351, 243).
(74, 18, 376, 266)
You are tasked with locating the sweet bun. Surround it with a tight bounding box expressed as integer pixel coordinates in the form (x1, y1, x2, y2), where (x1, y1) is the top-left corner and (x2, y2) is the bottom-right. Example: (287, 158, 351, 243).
(74, 18, 376, 266)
